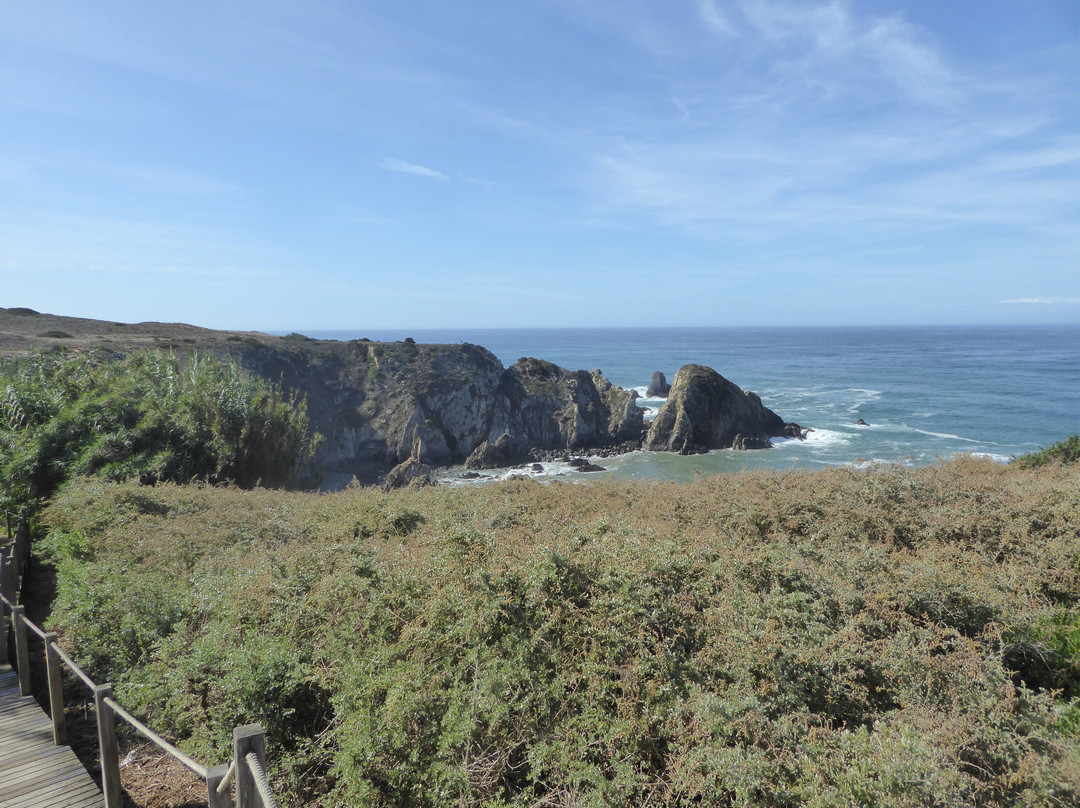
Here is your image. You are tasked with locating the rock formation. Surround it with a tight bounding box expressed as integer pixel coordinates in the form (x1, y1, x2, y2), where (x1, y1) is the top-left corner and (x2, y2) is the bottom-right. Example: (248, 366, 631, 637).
(382, 456, 435, 490)
(239, 342, 643, 482)
(646, 370, 670, 397)
(465, 434, 525, 469)
(0, 310, 811, 487)
(644, 364, 803, 453)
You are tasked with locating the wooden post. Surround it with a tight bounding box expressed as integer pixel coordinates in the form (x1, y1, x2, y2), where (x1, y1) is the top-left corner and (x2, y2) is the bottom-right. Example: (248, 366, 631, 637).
(95, 684, 123, 808)
(233, 724, 267, 808)
(13, 516, 26, 575)
(44, 632, 67, 744)
(3, 555, 18, 615)
(17, 516, 29, 573)
(0, 567, 9, 666)
(11, 518, 22, 575)
(12, 604, 30, 696)
(1, 554, 14, 606)
(205, 762, 232, 808)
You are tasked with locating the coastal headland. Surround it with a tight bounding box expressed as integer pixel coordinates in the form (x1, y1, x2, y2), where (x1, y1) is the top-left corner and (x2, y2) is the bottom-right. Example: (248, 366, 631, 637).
(4, 307, 1080, 808)
(0, 307, 804, 488)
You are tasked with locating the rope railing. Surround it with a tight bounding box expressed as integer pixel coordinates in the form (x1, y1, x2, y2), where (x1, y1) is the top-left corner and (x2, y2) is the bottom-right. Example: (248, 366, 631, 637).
(50, 641, 97, 690)
(104, 695, 210, 780)
(23, 613, 48, 640)
(246, 750, 277, 808)
(1, 509, 280, 808)
(217, 758, 238, 795)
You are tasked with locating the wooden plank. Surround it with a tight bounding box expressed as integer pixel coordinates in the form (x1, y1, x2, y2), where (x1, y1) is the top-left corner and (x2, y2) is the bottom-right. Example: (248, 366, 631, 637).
(0, 663, 104, 808)
(2, 773, 104, 808)
(0, 742, 74, 773)
(2, 748, 90, 787)
(1, 764, 92, 801)
(19, 777, 104, 808)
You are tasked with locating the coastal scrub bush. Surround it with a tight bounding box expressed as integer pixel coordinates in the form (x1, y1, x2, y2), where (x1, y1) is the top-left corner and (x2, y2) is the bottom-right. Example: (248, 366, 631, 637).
(37, 459, 1080, 807)
(1018, 434, 1080, 468)
(0, 349, 316, 512)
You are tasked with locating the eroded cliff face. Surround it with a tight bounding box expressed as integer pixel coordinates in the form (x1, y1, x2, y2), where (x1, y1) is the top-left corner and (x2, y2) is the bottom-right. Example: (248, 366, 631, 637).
(235, 338, 642, 484)
(498, 359, 643, 450)
(643, 364, 802, 454)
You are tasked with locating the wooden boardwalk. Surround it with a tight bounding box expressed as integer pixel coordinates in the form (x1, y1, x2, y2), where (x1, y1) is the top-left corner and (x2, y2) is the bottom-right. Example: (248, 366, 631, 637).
(0, 663, 103, 808)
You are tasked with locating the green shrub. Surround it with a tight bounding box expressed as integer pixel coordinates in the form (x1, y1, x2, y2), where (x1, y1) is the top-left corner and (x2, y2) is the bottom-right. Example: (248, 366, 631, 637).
(37, 460, 1080, 807)
(0, 350, 317, 512)
(1017, 434, 1080, 468)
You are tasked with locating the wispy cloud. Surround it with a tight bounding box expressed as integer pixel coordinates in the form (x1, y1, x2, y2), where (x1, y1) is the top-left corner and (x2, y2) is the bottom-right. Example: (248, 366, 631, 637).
(999, 297, 1080, 305)
(695, 0, 960, 105)
(379, 157, 448, 180)
(577, 2, 1076, 241)
(696, 0, 736, 37)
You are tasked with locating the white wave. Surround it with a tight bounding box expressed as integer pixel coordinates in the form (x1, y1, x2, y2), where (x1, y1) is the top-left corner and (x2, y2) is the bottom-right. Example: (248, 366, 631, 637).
(846, 455, 922, 470)
(438, 453, 623, 487)
(773, 427, 850, 449)
(971, 452, 1014, 464)
(635, 394, 666, 422)
(905, 426, 981, 444)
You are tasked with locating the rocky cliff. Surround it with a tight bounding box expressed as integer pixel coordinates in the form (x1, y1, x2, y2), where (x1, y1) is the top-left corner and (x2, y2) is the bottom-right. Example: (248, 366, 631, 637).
(1, 309, 807, 487)
(0, 309, 645, 487)
(237, 339, 643, 486)
(644, 364, 805, 454)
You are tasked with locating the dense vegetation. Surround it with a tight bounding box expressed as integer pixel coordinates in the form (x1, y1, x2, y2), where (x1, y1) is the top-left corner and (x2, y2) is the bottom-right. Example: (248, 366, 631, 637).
(38, 456, 1080, 807)
(1019, 435, 1080, 469)
(8, 349, 1079, 805)
(0, 349, 316, 513)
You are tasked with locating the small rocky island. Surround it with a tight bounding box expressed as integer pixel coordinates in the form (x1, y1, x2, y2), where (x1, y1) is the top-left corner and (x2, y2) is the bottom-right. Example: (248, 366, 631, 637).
(645, 364, 807, 455)
(0, 308, 807, 488)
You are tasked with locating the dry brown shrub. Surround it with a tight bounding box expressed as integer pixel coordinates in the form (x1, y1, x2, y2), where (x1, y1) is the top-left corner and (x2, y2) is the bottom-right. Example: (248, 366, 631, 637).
(38, 456, 1080, 807)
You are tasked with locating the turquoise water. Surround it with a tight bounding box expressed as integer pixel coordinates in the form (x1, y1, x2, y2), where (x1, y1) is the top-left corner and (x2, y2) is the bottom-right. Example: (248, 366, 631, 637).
(306, 326, 1080, 481)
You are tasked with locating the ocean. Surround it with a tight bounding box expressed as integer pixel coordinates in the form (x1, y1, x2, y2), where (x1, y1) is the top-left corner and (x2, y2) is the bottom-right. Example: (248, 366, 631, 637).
(305, 326, 1080, 483)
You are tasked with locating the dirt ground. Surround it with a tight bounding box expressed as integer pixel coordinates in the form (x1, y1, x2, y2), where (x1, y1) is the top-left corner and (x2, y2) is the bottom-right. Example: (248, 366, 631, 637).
(0, 306, 283, 359)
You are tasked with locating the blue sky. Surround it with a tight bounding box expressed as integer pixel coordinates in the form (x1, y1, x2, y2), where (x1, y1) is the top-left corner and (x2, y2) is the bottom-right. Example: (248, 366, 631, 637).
(1, 0, 1078, 329)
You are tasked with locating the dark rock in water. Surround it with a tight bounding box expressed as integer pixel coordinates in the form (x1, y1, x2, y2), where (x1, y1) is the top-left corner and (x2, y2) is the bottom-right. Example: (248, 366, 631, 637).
(854, 418, 870, 427)
(644, 364, 804, 453)
(383, 456, 435, 491)
(577, 462, 606, 472)
(461, 471, 483, 479)
(531, 463, 544, 472)
(533, 442, 640, 464)
(567, 457, 590, 468)
(732, 433, 773, 450)
(782, 423, 812, 440)
(465, 433, 525, 470)
(646, 370, 671, 397)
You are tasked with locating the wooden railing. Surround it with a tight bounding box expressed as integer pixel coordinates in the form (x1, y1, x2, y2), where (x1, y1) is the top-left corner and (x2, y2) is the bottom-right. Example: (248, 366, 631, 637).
(1, 509, 279, 808)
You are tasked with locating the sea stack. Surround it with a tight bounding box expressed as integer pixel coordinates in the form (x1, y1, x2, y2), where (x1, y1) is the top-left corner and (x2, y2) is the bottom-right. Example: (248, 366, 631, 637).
(646, 370, 671, 397)
(643, 364, 804, 453)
